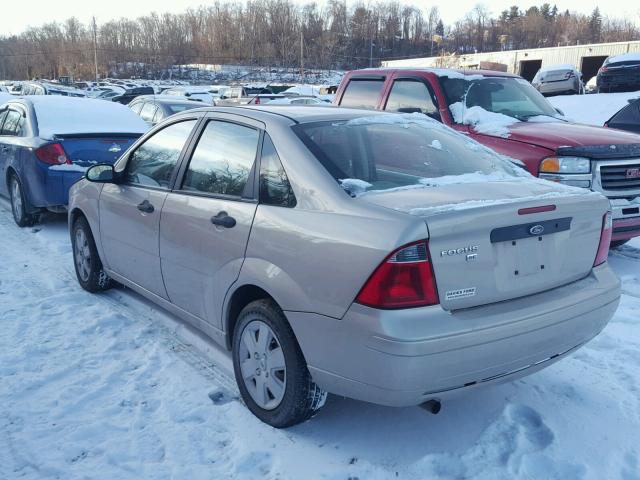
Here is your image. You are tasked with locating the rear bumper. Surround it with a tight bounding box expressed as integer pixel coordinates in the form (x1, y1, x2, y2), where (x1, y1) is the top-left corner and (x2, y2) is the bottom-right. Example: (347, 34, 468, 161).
(287, 264, 620, 406)
(39, 167, 85, 207)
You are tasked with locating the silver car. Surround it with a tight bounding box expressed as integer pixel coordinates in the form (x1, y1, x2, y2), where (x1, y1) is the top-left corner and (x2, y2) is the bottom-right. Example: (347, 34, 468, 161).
(68, 106, 620, 427)
(532, 65, 584, 96)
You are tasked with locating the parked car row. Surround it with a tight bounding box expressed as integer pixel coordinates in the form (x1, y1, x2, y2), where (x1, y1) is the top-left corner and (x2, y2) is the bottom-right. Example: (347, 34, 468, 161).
(0, 66, 634, 429)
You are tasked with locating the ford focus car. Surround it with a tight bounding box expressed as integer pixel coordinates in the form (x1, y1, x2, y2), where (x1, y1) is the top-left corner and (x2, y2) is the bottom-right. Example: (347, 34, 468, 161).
(68, 106, 620, 427)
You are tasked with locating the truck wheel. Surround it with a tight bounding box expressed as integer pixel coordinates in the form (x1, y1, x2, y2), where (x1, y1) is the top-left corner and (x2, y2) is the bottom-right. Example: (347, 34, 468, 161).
(232, 299, 327, 428)
(72, 216, 112, 292)
(9, 174, 36, 227)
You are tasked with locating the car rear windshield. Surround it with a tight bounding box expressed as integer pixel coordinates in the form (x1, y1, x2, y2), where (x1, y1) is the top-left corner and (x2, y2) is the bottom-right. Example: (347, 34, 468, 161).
(440, 76, 558, 121)
(293, 114, 524, 194)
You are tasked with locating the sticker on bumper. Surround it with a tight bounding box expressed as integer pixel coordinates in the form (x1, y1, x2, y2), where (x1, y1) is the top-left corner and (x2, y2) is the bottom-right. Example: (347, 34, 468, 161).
(445, 287, 477, 300)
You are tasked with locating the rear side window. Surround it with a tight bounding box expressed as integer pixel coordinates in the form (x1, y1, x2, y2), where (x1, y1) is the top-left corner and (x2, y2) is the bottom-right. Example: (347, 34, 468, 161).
(339, 79, 384, 109)
(140, 103, 157, 123)
(259, 134, 296, 208)
(182, 121, 259, 197)
(125, 120, 197, 189)
(384, 80, 439, 118)
(0, 110, 9, 132)
(130, 102, 144, 115)
(1, 110, 24, 136)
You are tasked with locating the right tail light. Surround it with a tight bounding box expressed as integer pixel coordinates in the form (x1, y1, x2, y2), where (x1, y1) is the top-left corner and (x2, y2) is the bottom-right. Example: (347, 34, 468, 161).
(356, 241, 439, 309)
(594, 212, 613, 267)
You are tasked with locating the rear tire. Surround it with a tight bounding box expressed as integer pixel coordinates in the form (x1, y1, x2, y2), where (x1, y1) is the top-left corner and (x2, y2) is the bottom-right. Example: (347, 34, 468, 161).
(610, 239, 629, 249)
(72, 216, 112, 292)
(232, 299, 326, 428)
(9, 174, 36, 227)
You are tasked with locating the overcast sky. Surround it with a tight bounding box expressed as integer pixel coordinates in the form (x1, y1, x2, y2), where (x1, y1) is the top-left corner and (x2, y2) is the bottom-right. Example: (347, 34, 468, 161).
(2, 0, 639, 36)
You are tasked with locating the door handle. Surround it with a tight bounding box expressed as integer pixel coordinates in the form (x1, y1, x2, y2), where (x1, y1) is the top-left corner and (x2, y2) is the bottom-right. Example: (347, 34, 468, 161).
(137, 199, 154, 213)
(211, 211, 236, 228)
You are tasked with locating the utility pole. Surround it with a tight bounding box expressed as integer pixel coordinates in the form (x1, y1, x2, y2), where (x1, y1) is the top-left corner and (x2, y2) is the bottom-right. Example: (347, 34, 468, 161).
(92, 16, 99, 83)
(300, 28, 304, 83)
(369, 38, 374, 68)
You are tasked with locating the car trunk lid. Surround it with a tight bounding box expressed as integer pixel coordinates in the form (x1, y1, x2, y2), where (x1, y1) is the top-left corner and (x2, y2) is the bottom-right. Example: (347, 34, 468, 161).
(57, 134, 140, 167)
(358, 180, 609, 310)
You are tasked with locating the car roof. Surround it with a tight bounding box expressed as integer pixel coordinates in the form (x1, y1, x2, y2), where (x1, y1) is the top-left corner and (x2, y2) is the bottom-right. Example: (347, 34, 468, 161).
(175, 105, 386, 125)
(131, 94, 204, 105)
(351, 67, 520, 78)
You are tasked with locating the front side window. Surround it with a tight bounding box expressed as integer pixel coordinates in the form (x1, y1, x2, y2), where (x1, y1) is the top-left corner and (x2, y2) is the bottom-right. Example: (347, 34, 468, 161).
(1, 110, 24, 136)
(182, 121, 259, 197)
(124, 120, 197, 188)
(339, 79, 385, 109)
(385, 80, 439, 118)
(294, 114, 526, 194)
(259, 134, 296, 207)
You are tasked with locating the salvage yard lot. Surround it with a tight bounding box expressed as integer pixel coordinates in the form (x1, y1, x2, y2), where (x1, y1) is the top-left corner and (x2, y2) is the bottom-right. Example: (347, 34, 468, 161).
(1, 198, 639, 479)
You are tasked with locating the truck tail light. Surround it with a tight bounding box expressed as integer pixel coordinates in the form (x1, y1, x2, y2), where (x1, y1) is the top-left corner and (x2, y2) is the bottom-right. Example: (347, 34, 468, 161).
(356, 241, 439, 309)
(594, 212, 613, 267)
(599, 67, 608, 73)
(35, 143, 69, 165)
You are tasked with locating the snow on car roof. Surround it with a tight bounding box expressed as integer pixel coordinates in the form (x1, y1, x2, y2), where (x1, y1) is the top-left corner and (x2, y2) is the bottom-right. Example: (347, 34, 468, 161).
(539, 64, 577, 72)
(24, 96, 148, 139)
(606, 52, 640, 64)
(0, 92, 12, 105)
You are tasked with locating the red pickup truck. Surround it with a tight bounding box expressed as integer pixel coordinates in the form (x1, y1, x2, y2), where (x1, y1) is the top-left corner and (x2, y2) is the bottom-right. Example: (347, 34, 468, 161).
(335, 68, 640, 246)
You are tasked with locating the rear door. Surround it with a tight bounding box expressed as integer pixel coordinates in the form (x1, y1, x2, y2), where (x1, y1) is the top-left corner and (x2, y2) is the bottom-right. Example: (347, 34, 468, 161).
(100, 118, 199, 298)
(0, 107, 27, 195)
(160, 115, 262, 326)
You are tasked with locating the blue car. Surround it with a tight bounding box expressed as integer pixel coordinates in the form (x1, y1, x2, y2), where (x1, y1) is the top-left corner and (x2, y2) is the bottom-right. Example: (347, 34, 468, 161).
(0, 96, 148, 226)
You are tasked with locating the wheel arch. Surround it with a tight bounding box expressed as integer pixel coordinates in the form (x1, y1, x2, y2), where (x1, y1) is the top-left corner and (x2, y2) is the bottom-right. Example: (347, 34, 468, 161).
(224, 284, 279, 350)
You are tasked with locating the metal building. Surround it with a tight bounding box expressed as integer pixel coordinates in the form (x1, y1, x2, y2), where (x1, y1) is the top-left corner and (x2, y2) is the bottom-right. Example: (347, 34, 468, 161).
(383, 41, 640, 82)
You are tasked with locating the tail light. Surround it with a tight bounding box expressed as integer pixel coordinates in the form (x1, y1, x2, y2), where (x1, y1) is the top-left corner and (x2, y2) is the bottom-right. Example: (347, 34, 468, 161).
(254, 97, 261, 105)
(565, 71, 575, 79)
(594, 212, 613, 266)
(356, 241, 439, 309)
(35, 143, 69, 165)
(599, 67, 608, 73)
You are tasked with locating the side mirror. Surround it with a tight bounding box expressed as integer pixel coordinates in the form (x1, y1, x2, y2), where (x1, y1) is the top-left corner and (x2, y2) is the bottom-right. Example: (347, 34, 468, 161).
(86, 164, 117, 183)
(554, 107, 565, 116)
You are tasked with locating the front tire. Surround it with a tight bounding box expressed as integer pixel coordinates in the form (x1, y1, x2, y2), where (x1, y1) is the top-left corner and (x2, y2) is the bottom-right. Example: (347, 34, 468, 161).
(232, 299, 326, 428)
(9, 174, 36, 227)
(72, 216, 112, 292)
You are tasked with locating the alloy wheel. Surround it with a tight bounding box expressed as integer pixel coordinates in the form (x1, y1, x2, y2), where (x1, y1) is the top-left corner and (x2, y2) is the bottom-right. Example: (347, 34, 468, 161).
(74, 228, 91, 282)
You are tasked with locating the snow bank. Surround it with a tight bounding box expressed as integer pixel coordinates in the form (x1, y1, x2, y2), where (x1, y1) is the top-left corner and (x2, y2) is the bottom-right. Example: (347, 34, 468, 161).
(30, 97, 148, 139)
(449, 102, 518, 137)
(549, 91, 640, 126)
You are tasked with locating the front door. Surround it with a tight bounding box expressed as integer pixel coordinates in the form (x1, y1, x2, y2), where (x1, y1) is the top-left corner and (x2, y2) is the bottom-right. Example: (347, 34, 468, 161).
(160, 118, 261, 325)
(100, 119, 198, 298)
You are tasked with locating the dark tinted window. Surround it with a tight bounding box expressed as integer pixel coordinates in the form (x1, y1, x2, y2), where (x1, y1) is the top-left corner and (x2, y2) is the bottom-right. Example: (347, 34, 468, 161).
(259, 134, 296, 207)
(182, 121, 259, 197)
(1, 110, 24, 136)
(385, 80, 439, 118)
(609, 100, 640, 130)
(125, 120, 196, 188)
(294, 115, 522, 193)
(340, 79, 384, 109)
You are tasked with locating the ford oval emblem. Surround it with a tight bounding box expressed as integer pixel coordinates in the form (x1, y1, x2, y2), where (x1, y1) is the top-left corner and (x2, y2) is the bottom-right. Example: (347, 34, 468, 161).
(529, 224, 545, 235)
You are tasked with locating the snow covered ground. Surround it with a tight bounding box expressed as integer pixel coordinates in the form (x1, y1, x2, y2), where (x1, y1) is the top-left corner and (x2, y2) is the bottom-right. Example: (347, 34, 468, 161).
(549, 91, 640, 126)
(1, 199, 639, 479)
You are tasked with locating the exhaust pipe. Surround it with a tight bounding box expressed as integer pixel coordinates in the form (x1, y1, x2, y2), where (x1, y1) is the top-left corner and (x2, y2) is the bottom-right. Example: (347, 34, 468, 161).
(420, 399, 441, 415)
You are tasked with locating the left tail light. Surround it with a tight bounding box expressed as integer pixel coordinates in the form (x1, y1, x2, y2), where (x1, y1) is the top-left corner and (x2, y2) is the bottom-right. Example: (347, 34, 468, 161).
(356, 241, 439, 309)
(594, 212, 613, 267)
(35, 143, 69, 165)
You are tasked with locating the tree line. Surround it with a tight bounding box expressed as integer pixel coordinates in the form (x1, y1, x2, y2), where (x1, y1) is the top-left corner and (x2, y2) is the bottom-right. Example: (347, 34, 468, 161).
(0, 1, 638, 81)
